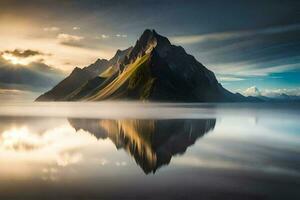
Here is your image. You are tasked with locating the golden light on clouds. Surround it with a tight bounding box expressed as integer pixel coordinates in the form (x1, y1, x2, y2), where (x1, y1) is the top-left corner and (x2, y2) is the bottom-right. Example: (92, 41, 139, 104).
(1, 49, 45, 66)
(0, 12, 125, 72)
(2, 53, 30, 65)
(1, 126, 39, 151)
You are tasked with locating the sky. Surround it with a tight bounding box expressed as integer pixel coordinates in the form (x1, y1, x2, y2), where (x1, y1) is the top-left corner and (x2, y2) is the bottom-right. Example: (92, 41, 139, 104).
(0, 0, 299, 100)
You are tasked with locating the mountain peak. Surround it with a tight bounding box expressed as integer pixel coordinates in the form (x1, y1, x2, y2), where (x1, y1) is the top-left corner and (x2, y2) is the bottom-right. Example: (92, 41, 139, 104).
(140, 29, 153, 38)
(139, 29, 170, 46)
(139, 29, 159, 37)
(139, 29, 162, 37)
(126, 29, 171, 64)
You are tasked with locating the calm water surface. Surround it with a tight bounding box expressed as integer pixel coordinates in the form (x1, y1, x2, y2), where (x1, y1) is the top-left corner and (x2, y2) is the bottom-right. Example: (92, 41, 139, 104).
(0, 102, 299, 200)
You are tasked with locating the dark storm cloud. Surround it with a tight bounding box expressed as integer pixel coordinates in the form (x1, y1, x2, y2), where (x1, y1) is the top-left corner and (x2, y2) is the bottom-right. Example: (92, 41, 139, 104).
(0, 57, 65, 91)
(1, 49, 45, 58)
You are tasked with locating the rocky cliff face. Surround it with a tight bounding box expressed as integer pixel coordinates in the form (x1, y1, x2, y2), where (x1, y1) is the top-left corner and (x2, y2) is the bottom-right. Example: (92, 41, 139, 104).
(36, 29, 247, 102)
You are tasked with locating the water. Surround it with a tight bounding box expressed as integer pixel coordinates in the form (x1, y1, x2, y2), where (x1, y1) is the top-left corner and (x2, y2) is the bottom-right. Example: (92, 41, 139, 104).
(0, 102, 299, 200)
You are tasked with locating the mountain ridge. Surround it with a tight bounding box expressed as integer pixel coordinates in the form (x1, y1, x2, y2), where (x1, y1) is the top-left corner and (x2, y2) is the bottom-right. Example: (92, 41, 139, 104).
(36, 47, 132, 101)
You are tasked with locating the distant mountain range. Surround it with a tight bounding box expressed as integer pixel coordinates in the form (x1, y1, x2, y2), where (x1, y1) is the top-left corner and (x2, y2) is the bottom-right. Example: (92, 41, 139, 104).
(243, 86, 300, 102)
(36, 29, 258, 102)
(254, 94, 300, 102)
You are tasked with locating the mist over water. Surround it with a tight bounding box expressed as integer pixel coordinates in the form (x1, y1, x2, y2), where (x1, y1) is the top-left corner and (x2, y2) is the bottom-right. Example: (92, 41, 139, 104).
(0, 101, 299, 119)
(0, 102, 299, 199)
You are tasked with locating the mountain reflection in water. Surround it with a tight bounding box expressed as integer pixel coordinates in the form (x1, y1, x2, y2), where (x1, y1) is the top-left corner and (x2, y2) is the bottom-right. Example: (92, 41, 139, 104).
(68, 118, 216, 174)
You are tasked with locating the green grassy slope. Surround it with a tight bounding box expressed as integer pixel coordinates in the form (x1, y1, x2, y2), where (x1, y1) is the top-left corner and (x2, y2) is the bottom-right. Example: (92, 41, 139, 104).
(86, 54, 154, 101)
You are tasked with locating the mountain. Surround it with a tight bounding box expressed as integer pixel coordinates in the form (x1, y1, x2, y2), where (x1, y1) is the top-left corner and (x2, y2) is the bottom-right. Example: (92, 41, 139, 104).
(36, 29, 250, 102)
(68, 118, 216, 174)
(274, 94, 300, 101)
(243, 86, 261, 97)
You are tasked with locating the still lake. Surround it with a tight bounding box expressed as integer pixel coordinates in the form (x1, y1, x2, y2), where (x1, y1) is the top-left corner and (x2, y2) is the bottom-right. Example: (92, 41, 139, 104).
(0, 102, 299, 199)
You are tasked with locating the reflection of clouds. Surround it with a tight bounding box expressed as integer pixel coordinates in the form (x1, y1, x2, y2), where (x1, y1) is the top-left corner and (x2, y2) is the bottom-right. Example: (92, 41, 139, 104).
(100, 158, 109, 166)
(41, 167, 59, 182)
(56, 152, 82, 167)
(0, 123, 97, 168)
(1, 126, 44, 151)
(171, 116, 300, 177)
(0, 120, 107, 181)
(213, 117, 300, 147)
(115, 161, 127, 167)
(173, 156, 241, 169)
(173, 155, 300, 177)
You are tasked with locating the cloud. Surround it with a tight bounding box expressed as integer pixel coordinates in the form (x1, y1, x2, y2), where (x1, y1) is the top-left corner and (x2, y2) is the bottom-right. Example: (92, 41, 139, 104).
(1, 49, 44, 58)
(0, 49, 51, 66)
(72, 26, 80, 30)
(0, 89, 27, 95)
(171, 24, 300, 45)
(211, 61, 300, 78)
(171, 32, 242, 45)
(43, 27, 60, 32)
(116, 34, 127, 38)
(217, 76, 244, 82)
(243, 63, 299, 76)
(95, 34, 127, 40)
(57, 33, 85, 47)
(100, 34, 110, 39)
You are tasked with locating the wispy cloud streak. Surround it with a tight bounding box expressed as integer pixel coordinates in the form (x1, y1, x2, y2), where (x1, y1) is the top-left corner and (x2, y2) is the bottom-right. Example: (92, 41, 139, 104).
(171, 24, 300, 45)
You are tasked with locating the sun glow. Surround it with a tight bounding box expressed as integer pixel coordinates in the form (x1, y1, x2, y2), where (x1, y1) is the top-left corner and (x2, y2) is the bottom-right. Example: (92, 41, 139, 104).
(1, 53, 30, 65)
